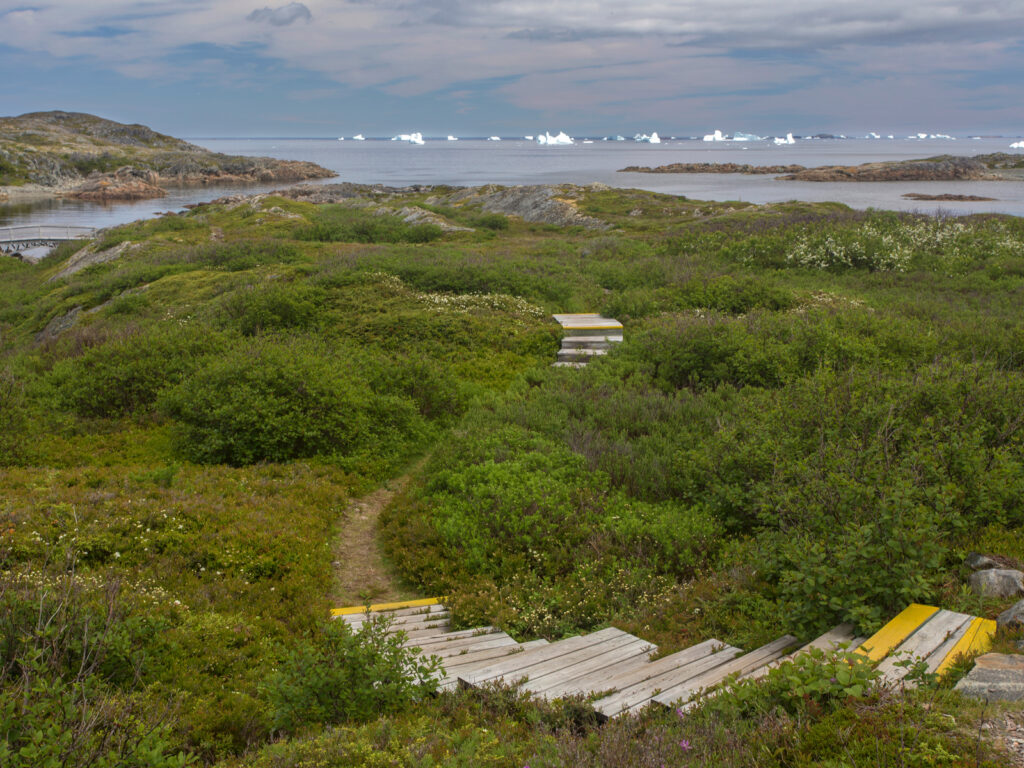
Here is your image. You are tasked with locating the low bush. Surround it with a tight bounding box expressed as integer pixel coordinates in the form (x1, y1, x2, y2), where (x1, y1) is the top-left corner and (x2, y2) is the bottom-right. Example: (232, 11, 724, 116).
(265, 616, 441, 732)
(294, 206, 442, 244)
(157, 339, 427, 467)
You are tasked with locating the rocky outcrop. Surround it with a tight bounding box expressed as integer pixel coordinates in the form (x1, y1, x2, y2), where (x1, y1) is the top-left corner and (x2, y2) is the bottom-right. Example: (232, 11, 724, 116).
(0, 111, 335, 197)
(778, 156, 1000, 182)
(48, 240, 137, 282)
(969, 569, 1024, 598)
(901, 193, 998, 201)
(447, 185, 610, 229)
(955, 654, 1024, 702)
(998, 599, 1024, 630)
(620, 162, 806, 175)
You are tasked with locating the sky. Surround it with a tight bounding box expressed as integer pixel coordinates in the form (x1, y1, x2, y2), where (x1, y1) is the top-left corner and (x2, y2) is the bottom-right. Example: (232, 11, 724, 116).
(1, 1, 1022, 138)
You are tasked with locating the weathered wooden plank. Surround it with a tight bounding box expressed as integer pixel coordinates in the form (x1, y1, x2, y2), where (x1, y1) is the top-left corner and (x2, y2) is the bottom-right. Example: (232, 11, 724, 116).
(563, 639, 723, 699)
(526, 640, 656, 698)
(592, 645, 744, 719)
(424, 635, 521, 659)
(514, 634, 653, 694)
(743, 624, 857, 681)
(460, 628, 624, 686)
(395, 624, 457, 640)
(856, 604, 939, 663)
(876, 610, 973, 684)
(436, 640, 551, 688)
(405, 627, 502, 651)
(345, 609, 451, 628)
(933, 617, 998, 677)
(653, 635, 799, 710)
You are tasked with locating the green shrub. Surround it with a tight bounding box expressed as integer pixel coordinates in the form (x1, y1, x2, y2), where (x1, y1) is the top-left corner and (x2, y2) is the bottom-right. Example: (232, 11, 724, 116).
(158, 340, 427, 466)
(265, 616, 441, 732)
(219, 283, 322, 336)
(49, 325, 225, 418)
(0, 367, 30, 465)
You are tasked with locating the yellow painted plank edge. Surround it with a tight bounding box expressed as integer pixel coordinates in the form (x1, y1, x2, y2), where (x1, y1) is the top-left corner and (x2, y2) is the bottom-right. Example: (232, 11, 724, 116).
(331, 597, 441, 617)
(934, 617, 997, 677)
(856, 604, 939, 663)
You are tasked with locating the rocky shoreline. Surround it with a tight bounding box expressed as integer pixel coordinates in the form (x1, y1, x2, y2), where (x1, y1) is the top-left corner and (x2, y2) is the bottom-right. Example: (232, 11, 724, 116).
(620, 153, 1024, 182)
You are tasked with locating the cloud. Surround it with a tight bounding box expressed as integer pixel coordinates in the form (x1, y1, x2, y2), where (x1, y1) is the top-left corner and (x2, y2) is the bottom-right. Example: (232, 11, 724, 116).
(247, 2, 311, 27)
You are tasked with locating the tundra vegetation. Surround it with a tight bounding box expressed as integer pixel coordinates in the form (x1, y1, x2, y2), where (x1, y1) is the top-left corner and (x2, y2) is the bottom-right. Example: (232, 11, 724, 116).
(1, 185, 1023, 766)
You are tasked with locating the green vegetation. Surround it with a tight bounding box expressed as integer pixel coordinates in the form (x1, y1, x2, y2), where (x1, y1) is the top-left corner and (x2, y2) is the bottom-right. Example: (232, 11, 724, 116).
(2, 186, 1023, 765)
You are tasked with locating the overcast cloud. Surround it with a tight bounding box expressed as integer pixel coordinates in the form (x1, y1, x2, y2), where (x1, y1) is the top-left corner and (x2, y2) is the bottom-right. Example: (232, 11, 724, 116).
(0, 0, 1021, 135)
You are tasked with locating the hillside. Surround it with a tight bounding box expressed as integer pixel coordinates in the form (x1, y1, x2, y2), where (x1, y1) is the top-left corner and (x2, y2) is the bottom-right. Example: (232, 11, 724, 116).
(2, 185, 1024, 766)
(0, 111, 334, 200)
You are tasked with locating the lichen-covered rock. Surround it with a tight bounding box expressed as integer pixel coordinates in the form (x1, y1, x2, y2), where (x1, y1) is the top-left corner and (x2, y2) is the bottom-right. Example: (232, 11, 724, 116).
(998, 599, 1024, 630)
(969, 569, 1024, 598)
(955, 653, 1024, 702)
(966, 552, 1003, 571)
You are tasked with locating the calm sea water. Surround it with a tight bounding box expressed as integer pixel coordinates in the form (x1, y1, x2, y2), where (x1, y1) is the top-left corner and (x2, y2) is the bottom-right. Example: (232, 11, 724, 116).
(3, 137, 1023, 233)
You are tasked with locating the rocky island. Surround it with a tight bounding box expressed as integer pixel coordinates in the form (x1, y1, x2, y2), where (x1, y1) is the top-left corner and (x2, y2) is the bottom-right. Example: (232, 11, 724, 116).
(621, 153, 1024, 182)
(0, 110, 334, 202)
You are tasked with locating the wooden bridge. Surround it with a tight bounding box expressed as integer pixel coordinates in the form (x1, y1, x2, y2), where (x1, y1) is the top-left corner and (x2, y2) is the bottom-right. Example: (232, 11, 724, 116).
(0, 225, 97, 253)
(552, 314, 623, 368)
(333, 599, 996, 718)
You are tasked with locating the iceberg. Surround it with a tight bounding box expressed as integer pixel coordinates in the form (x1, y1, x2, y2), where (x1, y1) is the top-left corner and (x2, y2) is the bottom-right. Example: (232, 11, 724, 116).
(582, 139, 594, 144)
(337, 137, 345, 141)
(352, 134, 365, 141)
(391, 132, 425, 144)
(488, 136, 501, 141)
(447, 135, 459, 141)
(634, 132, 661, 143)
(732, 132, 761, 142)
(1011, 140, 1024, 149)
(524, 135, 534, 141)
(614, 135, 626, 141)
(772, 133, 795, 145)
(536, 131, 574, 145)
(703, 129, 726, 142)
(867, 132, 881, 139)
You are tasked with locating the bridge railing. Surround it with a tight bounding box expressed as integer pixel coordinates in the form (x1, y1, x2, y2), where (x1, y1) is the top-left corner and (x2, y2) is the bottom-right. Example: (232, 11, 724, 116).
(0, 225, 98, 242)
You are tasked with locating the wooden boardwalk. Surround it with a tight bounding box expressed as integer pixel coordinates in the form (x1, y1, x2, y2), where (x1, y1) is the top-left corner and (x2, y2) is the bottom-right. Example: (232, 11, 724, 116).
(0, 225, 97, 253)
(551, 314, 622, 367)
(332, 600, 997, 718)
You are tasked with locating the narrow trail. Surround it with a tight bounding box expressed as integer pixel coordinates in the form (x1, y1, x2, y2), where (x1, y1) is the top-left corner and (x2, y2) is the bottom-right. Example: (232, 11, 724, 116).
(331, 472, 419, 608)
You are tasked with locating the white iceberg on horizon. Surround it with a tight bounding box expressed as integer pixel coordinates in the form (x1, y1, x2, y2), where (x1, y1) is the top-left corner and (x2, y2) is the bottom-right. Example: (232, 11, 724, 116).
(732, 132, 761, 142)
(488, 136, 502, 141)
(536, 131, 574, 145)
(524, 135, 534, 140)
(1011, 140, 1024, 149)
(392, 132, 425, 144)
(447, 135, 459, 141)
(337, 137, 345, 141)
(773, 133, 796, 145)
(703, 129, 726, 142)
(352, 134, 365, 141)
(614, 135, 626, 141)
(634, 132, 661, 143)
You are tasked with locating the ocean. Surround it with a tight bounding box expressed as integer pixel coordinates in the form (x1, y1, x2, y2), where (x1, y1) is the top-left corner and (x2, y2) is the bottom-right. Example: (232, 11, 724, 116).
(2, 137, 1023, 232)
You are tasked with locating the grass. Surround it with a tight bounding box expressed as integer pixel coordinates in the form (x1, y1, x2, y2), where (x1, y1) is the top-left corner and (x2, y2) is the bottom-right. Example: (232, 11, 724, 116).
(1, 186, 1023, 766)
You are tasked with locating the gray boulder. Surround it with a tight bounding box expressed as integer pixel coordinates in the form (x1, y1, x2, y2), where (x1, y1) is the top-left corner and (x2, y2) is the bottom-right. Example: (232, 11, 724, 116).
(955, 653, 1024, 702)
(965, 552, 1002, 571)
(998, 599, 1024, 630)
(969, 569, 1024, 598)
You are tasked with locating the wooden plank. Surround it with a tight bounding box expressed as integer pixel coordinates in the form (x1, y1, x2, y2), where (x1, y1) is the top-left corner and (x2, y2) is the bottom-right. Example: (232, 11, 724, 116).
(394, 624, 456, 640)
(331, 597, 441, 616)
(425, 635, 521, 659)
(436, 640, 552, 689)
(441, 640, 551, 673)
(345, 609, 450, 627)
(743, 624, 857, 681)
(933, 617, 998, 677)
(338, 604, 450, 624)
(563, 639, 723, 699)
(405, 628, 502, 651)
(460, 628, 623, 686)
(653, 635, 799, 710)
(856, 604, 939, 663)
(526, 640, 656, 698)
(593, 645, 744, 719)
(516, 634, 653, 694)
(875, 610, 973, 684)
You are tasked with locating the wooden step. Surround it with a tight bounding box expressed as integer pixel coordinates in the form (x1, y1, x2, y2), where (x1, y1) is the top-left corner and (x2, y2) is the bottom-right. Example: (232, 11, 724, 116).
(345, 611, 452, 631)
(557, 348, 608, 362)
(552, 314, 623, 332)
(551, 361, 587, 368)
(524, 638, 657, 699)
(875, 609, 974, 685)
(653, 635, 800, 711)
(743, 623, 858, 681)
(405, 627, 503, 651)
(561, 335, 623, 346)
(460, 627, 625, 687)
(593, 643, 744, 718)
(436, 640, 551, 690)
